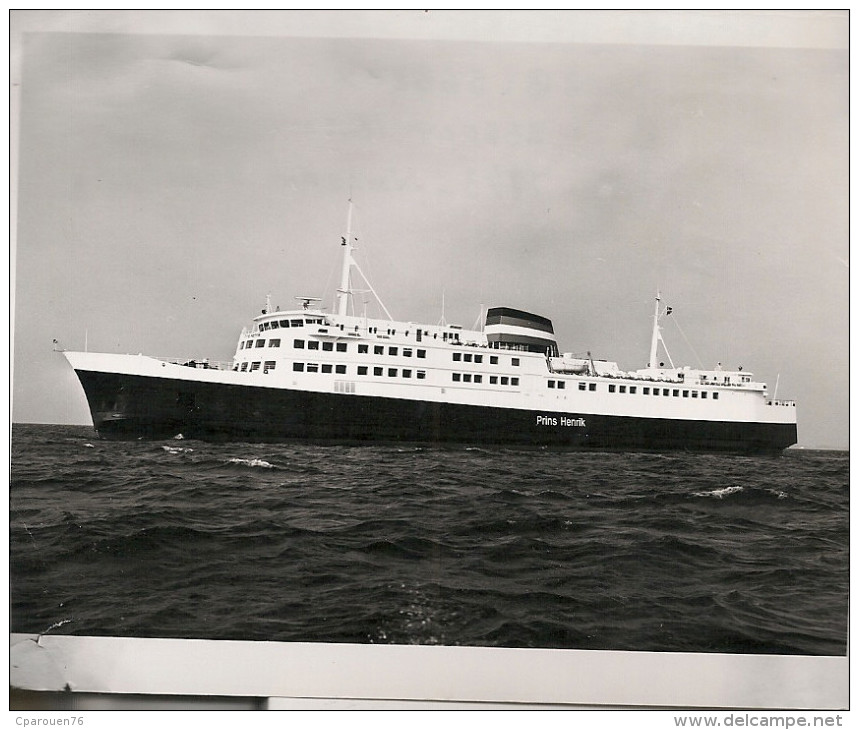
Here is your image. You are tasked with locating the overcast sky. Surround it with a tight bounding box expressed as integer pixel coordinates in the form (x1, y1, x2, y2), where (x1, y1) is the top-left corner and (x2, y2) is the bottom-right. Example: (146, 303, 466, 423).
(10, 11, 849, 448)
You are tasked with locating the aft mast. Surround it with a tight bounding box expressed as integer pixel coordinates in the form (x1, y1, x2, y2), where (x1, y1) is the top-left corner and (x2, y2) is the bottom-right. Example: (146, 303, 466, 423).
(648, 291, 674, 368)
(648, 292, 661, 368)
(336, 200, 355, 317)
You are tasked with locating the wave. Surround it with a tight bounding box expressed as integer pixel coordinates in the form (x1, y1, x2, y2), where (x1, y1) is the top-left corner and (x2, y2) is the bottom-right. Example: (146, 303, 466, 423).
(693, 485, 744, 499)
(692, 485, 791, 502)
(226, 457, 275, 469)
(161, 445, 193, 454)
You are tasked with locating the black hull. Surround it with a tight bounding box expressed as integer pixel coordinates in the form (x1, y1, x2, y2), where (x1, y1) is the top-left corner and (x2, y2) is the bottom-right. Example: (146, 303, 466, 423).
(73, 370, 797, 454)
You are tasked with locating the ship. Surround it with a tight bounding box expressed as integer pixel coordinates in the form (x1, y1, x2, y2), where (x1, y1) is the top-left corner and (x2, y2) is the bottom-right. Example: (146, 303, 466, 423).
(59, 204, 797, 453)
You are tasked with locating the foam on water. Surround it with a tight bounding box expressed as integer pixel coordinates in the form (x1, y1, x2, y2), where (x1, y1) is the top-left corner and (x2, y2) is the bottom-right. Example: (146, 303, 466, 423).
(694, 485, 744, 499)
(227, 457, 274, 469)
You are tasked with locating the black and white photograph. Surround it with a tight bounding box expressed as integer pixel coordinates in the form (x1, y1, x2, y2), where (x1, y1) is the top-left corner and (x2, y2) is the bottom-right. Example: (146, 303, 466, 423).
(9, 10, 848, 713)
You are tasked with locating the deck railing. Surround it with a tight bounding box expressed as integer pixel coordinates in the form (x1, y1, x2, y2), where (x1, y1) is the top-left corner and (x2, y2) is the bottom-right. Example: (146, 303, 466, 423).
(154, 357, 235, 371)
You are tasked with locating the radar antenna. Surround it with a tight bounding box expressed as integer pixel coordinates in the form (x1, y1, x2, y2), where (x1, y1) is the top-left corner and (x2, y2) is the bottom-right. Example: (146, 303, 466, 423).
(295, 296, 322, 311)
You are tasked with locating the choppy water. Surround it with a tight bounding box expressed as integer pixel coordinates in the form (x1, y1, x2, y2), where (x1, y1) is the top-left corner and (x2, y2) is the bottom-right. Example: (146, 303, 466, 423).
(10, 424, 848, 655)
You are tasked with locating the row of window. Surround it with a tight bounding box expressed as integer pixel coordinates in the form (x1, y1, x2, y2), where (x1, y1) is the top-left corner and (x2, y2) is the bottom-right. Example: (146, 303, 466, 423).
(294, 340, 349, 352)
(236, 360, 277, 373)
(293, 362, 348, 374)
(548, 380, 597, 391)
(356, 344, 427, 358)
(240, 338, 437, 358)
(453, 352, 520, 366)
(293, 362, 428, 380)
(257, 318, 324, 332)
(548, 379, 723, 399)
(607, 383, 719, 399)
(452, 373, 519, 386)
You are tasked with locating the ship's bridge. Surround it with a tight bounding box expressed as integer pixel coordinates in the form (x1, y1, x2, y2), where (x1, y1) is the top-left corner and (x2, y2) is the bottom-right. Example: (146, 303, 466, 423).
(237, 307, 487, 352)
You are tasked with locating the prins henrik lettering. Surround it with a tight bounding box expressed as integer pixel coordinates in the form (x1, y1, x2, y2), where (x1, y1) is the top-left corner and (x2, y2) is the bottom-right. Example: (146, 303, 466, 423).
(536, 415, 586, 427)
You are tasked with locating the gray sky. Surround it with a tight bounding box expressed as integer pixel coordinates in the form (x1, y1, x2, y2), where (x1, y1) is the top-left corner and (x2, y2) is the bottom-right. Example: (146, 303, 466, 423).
(10, 11, 849, 448)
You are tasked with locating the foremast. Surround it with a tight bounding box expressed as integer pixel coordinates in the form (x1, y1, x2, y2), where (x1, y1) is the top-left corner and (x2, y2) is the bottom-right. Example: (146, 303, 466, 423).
(334, 199, 394, 321)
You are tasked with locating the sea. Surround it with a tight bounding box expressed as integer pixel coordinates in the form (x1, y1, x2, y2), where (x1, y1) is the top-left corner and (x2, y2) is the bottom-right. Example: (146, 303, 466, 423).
(10, 423, 848, 656)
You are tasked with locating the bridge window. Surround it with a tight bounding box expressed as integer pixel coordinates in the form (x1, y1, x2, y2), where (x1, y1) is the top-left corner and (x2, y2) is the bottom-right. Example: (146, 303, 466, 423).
(512, 358, 520, 366)
(294, 339, 305, 349)
(279, 320, 290, 328)
(291, 320, 303, 327)
(336, 343, 347, 352)
(322, 342, 333, 351)
(269, 339, 281, 348)
(358, 344, 368, 354)
(255, 339, 266, 348)
(374, 345, 384, 355)
(490, 356, 499, 365)
(475, 355, 483, 364)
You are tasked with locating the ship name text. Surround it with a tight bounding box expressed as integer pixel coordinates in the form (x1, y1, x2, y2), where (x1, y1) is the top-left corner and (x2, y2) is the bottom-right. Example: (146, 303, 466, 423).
(536, 415, 586, 428)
